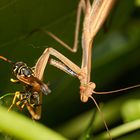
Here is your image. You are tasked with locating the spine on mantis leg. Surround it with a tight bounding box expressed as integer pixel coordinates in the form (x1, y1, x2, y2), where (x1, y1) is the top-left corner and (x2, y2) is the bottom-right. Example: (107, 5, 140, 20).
(49, 58, 78, 77)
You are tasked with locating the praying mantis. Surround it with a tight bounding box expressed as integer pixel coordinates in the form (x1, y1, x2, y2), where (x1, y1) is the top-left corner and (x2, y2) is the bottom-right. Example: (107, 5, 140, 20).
(33, 0, 140, 138)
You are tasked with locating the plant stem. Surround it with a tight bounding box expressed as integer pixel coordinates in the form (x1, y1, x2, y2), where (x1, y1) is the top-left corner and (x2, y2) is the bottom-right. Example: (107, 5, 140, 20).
(93, 119, 140, 140)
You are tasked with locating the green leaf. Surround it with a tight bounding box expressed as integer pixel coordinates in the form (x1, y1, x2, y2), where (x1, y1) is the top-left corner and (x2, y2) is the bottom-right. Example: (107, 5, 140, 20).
(135, 0, 140, 6)
(121, 99, 140, 122)
(0, 106, 68, 140)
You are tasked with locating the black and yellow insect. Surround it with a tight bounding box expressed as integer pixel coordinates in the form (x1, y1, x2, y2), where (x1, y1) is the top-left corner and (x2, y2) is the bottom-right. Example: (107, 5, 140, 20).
(0, 56, 51, 120)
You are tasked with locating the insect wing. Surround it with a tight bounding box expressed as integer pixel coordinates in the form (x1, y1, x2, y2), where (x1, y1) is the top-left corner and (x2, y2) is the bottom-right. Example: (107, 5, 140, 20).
(31, 76, 51, 95)
(17, 74, 51, 95)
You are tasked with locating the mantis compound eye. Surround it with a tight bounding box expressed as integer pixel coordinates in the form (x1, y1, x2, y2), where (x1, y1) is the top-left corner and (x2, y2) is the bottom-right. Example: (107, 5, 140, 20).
(80, 82, 96, 102)
(80, 95, 88, 102)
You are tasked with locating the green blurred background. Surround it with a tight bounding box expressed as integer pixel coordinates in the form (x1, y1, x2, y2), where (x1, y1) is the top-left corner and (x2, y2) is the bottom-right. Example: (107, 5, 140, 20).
(0, 0, 140, 139)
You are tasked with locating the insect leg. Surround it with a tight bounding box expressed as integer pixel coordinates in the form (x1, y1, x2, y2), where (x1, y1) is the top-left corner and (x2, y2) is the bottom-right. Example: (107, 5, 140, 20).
(29, 0, 86, 53)
(43, 0, 85, 52)
(34, 47, 82, 80)
(10, 78, 19, 83)
(8, 91, 20, 111)
(49, 58, 78, 77)
(26, 103, 41, 120)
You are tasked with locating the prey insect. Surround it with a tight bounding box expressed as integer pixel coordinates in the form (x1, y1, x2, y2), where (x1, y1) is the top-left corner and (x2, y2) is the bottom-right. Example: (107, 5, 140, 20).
(30, 0, 140, 139)
(0, 56, 51, 120)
